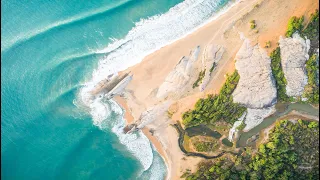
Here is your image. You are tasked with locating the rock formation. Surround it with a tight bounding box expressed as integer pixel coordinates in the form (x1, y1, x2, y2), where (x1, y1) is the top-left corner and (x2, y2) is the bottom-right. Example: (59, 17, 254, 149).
(243, 106, 276, 132)
(228, 112, 246, 142)
(229, 38, 278, 133)
(156, 46, 200, 99)
(279, 32, 310, 97)
(233, 39, 277, 109)
(199, 44, 224, 92)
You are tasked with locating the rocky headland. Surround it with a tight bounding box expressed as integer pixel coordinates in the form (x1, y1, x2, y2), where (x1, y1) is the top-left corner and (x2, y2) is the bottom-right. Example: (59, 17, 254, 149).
(279, 32, 310, 97)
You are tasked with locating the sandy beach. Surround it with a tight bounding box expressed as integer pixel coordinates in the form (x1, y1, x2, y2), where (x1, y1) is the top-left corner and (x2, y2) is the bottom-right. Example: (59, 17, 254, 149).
(114, 0, 319, 179)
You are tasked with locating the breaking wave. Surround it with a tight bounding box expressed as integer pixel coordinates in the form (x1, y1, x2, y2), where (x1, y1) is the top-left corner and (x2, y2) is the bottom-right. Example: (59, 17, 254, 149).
(79, 0, 237, 179)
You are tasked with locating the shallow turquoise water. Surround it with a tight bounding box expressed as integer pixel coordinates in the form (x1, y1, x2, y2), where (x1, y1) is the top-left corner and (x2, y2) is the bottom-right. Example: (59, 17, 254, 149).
(1, 0, 231, 179)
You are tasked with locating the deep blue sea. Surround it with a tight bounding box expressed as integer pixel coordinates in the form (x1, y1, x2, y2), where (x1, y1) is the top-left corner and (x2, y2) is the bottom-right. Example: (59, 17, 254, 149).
(1, 0, 232, 179)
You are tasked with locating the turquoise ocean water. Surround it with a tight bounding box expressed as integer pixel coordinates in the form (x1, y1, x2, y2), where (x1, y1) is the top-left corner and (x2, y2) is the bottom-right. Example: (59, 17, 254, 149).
(1, 0, 232, 179)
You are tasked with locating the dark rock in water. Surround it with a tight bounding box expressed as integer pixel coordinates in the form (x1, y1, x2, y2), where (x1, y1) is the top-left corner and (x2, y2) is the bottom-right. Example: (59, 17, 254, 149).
(123, 123, 137, 134)
(149, 128, 155, 136)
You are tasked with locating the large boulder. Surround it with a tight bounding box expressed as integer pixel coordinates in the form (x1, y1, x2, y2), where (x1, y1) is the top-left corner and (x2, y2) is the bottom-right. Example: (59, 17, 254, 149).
(232, 39, 277, 108)
(279, 32, 310, 97)
(156, 46, 200, 99)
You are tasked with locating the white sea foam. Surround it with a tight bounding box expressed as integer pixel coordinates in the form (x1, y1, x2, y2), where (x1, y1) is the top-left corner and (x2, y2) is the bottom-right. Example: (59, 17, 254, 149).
(82, 96, 155, 172)
(139, 145, 167, 180)
(89, 0, 238, 85)
(78, 0, 238, 178)
(112, 119, 154, 172)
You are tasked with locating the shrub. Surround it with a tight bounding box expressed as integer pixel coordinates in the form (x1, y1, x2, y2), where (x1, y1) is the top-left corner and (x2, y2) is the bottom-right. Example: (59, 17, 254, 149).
(250, 23, 256, 29)
(303, 54, 319, 104)
(286, 16, 304, 37)
(302, 9, 319, 39)
(193, 70, 206, 88)
(237, 121, 246, 131)
(185, 120, 319, 180)
(209, 62, 217, 74)
(270, 47, 290, 102)
(250, 20, 256, 29)
(191, 137, 220, 152)
(167, 110, 174, 118)
(265, 41, 271, 48)
(183, 71, 246, 127)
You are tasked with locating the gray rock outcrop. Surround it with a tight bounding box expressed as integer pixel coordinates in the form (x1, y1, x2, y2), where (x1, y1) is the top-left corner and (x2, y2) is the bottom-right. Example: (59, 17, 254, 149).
(279, 32, 310, 97)
(232, 39, 277, 108)
(156, 46, 200, 99)
(199, 44, 224, 92)
(243, 106, 276, 132)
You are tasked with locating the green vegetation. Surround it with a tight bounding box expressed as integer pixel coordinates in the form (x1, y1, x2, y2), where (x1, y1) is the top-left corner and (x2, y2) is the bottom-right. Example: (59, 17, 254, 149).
(183, 71, 246, 127)
(180, 169, 192, 178)
(236, 121, 246, 131)
(302, 9, 319, 39)
(270, 47, 290, 102)
(185, 120, 319, 180)
(269, 9, 319, 103)
(303, 54, 319, 104)
(183, 134, 192, 151)
(193, 70, 206, 88)
(186, 157, 237, 180)
(250, 20, 256, 29)
(191, 136, 220, 152)
(265, 41, 271, 48)
(209, 62, 217, 74)
(286, 16, 304, 37)
(286, 9, 319, 39)
(208, 122, 230, 136)
(166, 110, 174, 118)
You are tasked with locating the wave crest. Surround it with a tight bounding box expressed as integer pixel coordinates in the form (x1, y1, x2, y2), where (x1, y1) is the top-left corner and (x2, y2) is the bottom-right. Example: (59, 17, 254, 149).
(90, 0, 234, 84)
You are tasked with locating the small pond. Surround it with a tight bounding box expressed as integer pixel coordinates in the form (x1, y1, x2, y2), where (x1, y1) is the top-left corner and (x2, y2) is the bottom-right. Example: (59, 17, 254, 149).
(185, 125, 222, 139)
(221, 138, 233, 147)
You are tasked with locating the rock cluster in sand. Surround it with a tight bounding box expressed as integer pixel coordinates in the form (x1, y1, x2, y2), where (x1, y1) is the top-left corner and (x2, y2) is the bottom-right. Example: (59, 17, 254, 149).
(156, 46, 200, 99)
(199, 44, 224, 92)
(233, 39, 277, 109)
(279, 32, 310, 97)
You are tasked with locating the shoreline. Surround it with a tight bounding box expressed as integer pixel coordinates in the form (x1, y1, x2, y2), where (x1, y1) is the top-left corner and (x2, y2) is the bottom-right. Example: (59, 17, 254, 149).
(114, 96, 170, 179)
(112, 0, 319, 179)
